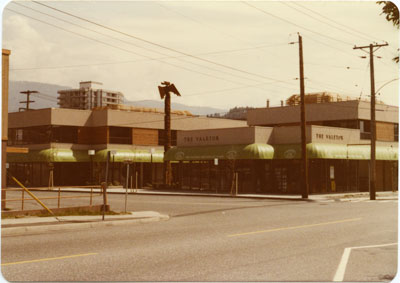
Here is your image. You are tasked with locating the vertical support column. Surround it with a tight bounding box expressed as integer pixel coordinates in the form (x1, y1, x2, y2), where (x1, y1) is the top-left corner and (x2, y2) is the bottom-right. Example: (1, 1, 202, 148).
(140, 162, 143, 188)
(189, 161, 192, 190)
(164, 93, 172, 186)
(208, 160, 211, 192)
(369, 43, 376, 200)
(1, 49, 10, 210)
(298, 35, 309, 199)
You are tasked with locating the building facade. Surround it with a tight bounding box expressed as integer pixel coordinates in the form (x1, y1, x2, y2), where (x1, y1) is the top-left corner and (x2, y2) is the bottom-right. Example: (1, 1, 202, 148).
(165, 98, 398, 194)
(58, 81, 124, 110)
(7, 93, 398, 195)
(7, 107, 246, 187)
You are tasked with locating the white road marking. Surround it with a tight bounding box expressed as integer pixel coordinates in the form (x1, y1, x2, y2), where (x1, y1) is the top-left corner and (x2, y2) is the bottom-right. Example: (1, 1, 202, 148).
(333, 248, 352, 282)
(333, 242, 397, 282)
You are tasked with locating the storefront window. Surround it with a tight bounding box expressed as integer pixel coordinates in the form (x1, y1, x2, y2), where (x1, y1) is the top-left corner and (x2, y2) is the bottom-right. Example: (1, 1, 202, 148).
(109, 126, 132, 144)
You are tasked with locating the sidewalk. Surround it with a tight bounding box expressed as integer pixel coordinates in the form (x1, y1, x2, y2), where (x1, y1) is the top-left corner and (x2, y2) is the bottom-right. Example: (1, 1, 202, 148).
(51, 186, 398, 202)
(2, 188, 396, 236)
(1, 211, 169, 236)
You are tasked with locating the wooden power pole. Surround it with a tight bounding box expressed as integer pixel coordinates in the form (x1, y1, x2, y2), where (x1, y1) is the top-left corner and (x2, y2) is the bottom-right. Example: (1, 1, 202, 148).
(2, 49, 11, 210)
(158, 81, 181, 187)
(353, 42, 388, 200)
(19, 90, 37, 111)
(298, 34, 309, 199)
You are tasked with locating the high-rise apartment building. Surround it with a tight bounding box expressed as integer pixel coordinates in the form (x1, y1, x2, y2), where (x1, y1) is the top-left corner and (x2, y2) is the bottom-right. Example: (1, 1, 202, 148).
(57, 81, 124, 110)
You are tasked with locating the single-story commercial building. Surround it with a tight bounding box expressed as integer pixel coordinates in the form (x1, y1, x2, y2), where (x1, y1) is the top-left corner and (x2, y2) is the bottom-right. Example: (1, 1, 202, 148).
(165, 124, 397, 194)
(6, 106, 246, 187)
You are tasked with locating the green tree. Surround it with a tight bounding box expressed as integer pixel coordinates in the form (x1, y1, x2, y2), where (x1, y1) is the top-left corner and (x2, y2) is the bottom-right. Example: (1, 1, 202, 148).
(378, 1, 399, 26)
(377, 1, 399, 62)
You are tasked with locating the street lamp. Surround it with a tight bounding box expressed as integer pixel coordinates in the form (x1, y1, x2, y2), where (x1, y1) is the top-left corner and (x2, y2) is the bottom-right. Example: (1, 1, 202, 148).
(88, 149, 95, 185)
(376, 78, 399, 95)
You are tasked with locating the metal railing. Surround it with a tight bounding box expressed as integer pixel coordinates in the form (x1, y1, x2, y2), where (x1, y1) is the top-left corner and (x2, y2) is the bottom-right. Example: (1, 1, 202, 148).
(2, 185, 103, 212)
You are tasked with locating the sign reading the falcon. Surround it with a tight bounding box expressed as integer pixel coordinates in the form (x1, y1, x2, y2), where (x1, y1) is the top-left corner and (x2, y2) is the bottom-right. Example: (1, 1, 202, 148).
(315, 133, 344, 141)
(183, 136, 219, 143)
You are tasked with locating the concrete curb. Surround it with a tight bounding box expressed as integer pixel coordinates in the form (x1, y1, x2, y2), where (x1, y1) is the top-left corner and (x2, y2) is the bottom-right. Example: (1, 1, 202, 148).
(26, 188, 398, 203)
(1, 215, 169, 237)
(132, 191, 315, 202)
(54, 189, 314, 202)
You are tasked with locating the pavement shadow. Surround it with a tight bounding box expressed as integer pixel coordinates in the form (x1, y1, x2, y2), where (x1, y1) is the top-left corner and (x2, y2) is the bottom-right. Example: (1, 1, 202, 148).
(173, 201, 304, 218)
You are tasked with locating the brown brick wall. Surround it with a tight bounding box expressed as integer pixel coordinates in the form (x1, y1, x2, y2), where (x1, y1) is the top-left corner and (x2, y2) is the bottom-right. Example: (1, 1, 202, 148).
(376, 122, 394, 141)
(132, 128, 158, 146)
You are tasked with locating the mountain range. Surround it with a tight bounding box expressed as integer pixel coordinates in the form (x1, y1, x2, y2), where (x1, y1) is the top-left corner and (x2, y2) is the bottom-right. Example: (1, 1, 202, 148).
(8, 81, 227, 115)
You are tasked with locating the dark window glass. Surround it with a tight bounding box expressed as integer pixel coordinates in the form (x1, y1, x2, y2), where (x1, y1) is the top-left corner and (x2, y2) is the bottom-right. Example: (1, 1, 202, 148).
(158, 130, 177, 146)
(51, 126, 78, 143)
(8, 126, 52, 145)
(109, 126, 132, 144)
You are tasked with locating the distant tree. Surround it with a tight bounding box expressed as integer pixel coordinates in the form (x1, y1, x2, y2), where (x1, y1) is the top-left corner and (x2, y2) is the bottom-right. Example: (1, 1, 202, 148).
(377, 1, 399, 62)
(378, 1, 399, 26)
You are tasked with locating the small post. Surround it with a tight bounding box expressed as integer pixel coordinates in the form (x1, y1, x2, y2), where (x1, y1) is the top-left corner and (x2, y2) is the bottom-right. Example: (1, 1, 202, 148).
(21, 188, 24, 211)
(102, 150, 111, 221)
(101, 182, 107, 220)
(125, 162, 130, 213)
(57, 187, 61, 208)
(235, 172, 238, 196)
(90, 187, 93, 206)
(150, 148, 155, 186)
(88, 149, 95, 185)
(135, 171, 138, 192)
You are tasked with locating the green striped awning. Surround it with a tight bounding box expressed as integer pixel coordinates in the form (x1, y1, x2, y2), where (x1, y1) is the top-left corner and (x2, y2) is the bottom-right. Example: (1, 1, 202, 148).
(273, 144, 347, 159)
(94, 149, 164, 163)
(273, 143, 398, 160)
(164, 143, 274, 161)
(8, 148, 165, 163)
(347, 145, 398, 160)
(7, 149, 91, 163)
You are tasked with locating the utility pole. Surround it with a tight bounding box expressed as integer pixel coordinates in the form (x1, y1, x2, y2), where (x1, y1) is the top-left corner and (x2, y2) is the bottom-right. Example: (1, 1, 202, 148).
(19, 90, 37, 111)
(158, 81, 181, 187)
(353, 42, 388, 200)
(298, 34, 309, 199)
(2, 49, 11, 210)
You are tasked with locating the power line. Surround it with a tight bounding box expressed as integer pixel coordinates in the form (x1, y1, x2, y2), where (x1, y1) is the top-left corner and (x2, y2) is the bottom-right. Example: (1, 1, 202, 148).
(305, 62, 364, 70)
(293, 2, 391, 45)
(184, 81, 293, 97)
(12, 1, 166, 58)
(31, 1, 295, 86)
(10, 42, 289, 71)
(10, 3, 268, 86)
(241, 1, 354, 47)
(6, 8, 296, 93)
(306, 80, 356, 96)
(154, 2, 253, 45)
(14, 0, 288, 86)
(290, 2, 378, 43)
(301, 34, 359, 60)
(8, 6, 301, 94)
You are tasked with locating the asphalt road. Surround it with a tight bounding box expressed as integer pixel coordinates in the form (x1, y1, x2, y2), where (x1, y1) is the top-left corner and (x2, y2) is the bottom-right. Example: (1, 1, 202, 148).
(1, 193, 398, 282)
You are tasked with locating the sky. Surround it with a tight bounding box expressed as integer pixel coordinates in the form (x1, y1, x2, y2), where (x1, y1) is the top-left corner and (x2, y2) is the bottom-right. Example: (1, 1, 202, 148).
(2, 0, 399, 111)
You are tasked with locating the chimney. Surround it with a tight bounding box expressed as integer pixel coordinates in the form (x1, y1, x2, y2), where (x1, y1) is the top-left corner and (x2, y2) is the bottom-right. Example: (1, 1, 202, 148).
(266, 99, 270, 108)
